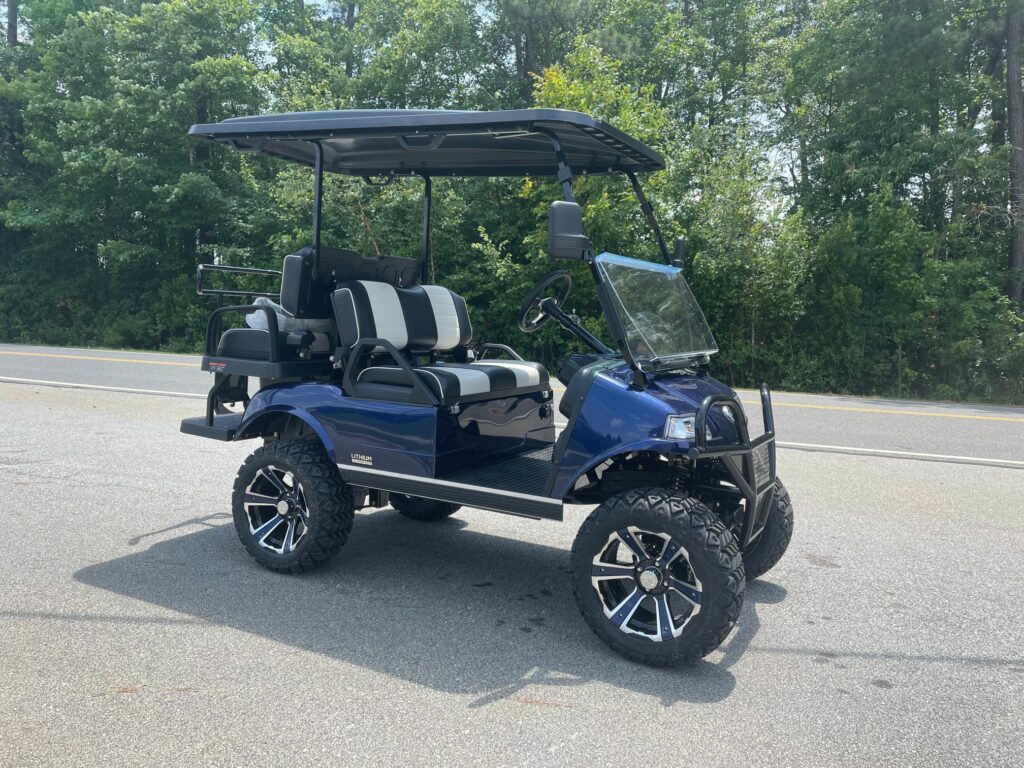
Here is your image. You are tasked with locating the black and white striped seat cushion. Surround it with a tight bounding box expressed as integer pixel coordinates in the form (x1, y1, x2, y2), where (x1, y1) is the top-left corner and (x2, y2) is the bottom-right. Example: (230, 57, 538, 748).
(332, 280, 472, 351)
(335, 279, 548, 404)
(356, 360, 549, 404)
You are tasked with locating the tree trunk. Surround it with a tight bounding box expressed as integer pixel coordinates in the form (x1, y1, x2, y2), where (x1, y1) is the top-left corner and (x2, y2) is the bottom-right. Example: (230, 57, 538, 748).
(926, 46, 944, 231)
(994, 59, 1007, 147)
(519, 18, 536, 104)
(344, 2, 356, 78)
(6, 0, 17, 46)
(1008, 0, 1024, 301)
(966, 30, 1004, 129)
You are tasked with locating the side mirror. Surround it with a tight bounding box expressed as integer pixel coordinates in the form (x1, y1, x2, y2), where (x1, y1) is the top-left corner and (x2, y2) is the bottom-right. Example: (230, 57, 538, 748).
(673, 235, 686, 270)
(548, 201, 592, 260)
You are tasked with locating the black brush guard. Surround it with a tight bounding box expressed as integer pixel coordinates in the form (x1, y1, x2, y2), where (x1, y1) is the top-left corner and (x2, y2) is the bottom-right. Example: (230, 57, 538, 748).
(689, 385, 777, 547)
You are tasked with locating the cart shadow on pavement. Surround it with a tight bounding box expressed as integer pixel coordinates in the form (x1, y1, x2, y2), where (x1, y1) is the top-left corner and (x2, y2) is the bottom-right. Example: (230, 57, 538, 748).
(74, 508, 787, 707)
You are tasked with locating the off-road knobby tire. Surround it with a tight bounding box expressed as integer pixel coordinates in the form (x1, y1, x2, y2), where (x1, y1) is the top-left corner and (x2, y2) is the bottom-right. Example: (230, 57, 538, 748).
(390, 493, 460, 522)
(571, 489, 745, 666)
(741, 478, 794, 580)
(232, 439, 354, 573)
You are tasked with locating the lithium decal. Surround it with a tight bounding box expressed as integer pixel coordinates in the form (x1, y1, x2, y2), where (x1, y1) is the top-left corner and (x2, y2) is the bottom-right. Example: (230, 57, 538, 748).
(350, 453, 374, 466)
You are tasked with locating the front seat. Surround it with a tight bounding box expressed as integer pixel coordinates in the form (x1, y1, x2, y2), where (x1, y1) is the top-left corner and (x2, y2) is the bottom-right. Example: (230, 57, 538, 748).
(332, 280, 549, 405)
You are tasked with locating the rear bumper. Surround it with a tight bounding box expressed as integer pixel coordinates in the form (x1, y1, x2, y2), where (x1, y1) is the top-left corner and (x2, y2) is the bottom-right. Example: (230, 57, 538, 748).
(689, 385, 777, 547)
(180, 413, 243, 441)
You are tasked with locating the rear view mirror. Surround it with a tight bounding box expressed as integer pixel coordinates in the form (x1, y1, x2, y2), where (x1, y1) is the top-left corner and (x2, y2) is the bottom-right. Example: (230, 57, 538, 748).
(548, 201, 592, 260)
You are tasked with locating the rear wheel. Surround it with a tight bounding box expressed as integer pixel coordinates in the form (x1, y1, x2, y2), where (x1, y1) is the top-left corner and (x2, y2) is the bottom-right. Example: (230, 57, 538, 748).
(232, 439, 354, 573)
(571, 488, 745, 666)
(741, 478, 794, 580)
(390, 493, 460, 522)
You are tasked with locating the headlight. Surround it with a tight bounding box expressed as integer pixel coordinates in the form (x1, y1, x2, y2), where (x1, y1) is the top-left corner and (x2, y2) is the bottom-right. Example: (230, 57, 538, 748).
(664, 414, 696, 440)
(664, 414, 713, 441)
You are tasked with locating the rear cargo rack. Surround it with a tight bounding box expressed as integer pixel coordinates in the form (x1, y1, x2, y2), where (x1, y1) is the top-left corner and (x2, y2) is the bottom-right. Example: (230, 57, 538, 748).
(196, 263, 282, 300)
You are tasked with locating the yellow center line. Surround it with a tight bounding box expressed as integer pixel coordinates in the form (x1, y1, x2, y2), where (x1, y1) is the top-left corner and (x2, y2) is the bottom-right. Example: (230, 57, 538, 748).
(0, 350, 196, 368)
(741, 399, 1024, 423)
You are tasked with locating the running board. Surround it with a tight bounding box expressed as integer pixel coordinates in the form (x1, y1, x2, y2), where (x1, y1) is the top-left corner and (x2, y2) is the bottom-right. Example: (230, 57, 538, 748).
(336, 465, 564, 521)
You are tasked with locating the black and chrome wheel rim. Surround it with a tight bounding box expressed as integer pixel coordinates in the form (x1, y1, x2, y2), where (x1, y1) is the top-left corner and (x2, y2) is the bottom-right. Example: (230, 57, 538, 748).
(243, 465, 310, 555)
(591, 526, 703, 642)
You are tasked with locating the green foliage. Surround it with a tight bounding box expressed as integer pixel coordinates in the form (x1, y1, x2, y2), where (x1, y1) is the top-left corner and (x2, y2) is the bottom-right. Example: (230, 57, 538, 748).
(1, 0, 1022, 402)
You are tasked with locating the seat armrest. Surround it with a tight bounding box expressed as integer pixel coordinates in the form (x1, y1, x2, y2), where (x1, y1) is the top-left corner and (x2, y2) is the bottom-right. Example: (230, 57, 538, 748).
(478, 343, 525, 361)
(341, 337, 441, 406)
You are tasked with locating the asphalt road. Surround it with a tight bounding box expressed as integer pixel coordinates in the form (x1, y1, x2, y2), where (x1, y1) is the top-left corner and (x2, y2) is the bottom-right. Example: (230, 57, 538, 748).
(3, 342, 1023, 466)
(1, 343, 1023, 767)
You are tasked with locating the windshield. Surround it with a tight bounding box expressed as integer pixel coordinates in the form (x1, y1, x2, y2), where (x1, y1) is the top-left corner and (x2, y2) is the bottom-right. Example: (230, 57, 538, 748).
(595, 253, 718, 367)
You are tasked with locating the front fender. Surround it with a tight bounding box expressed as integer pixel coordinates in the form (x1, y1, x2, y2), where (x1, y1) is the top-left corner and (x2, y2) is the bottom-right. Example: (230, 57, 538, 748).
(554, 437, 692, 499)
(549, 365, 736, 499)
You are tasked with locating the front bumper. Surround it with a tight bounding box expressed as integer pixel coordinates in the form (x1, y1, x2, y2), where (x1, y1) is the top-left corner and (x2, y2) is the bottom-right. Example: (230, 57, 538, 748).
(689, 384, 777, 547)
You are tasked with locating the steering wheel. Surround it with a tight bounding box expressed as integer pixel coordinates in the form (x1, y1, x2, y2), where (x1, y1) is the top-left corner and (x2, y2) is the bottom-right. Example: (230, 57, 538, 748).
(517, 270, 572, 333)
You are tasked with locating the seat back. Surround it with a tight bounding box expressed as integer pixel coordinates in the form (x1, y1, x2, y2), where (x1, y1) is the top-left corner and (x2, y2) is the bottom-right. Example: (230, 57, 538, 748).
(319, 246, 421, 288)
(332, 281, 472, 351)
(279, 246, 423, 320)
(280, 250, 331, 319)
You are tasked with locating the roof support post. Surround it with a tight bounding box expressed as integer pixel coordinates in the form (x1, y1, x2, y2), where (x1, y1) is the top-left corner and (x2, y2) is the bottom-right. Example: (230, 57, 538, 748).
(556, 155, 574, 202)
(534, 127, 575, 202)
(626, 172, 670, 264)
(421, 175, 432, 283)
(311, 141, 324, 272)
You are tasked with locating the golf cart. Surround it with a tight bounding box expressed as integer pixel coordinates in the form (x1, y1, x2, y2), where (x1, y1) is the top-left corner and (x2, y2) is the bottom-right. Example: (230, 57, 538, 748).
(180, 109, 793, 665)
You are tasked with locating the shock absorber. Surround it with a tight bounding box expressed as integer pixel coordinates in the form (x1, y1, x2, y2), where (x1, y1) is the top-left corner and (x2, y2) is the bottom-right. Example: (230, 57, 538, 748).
(669, 457, 689, 495)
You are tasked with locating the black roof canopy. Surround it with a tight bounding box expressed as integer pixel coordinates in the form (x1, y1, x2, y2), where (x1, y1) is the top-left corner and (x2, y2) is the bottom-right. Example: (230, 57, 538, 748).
(188, 109, 665, 177)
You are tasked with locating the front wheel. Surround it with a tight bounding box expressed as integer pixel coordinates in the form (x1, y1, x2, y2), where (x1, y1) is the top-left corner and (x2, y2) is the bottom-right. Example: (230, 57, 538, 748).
(571, 489, 745, 666)
(232, 439, 354, 573)
(741, 478, 794, 580)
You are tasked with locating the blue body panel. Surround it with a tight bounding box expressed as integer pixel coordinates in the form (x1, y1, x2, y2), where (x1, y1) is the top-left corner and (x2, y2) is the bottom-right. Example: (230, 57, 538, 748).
(548, 362, 740, 499)
(238, 362, 738, 500)
(239, 382, 554, 478)
(242, 383, 438, 474)
(438, 392, 554, 475)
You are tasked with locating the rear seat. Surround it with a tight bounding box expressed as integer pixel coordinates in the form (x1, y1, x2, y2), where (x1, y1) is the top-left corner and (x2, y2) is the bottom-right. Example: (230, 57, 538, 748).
(219, 252, 334, 361)
(216, 326, 331, 360)
(332, 280, 549, 405)
(216, 246, 423, 363)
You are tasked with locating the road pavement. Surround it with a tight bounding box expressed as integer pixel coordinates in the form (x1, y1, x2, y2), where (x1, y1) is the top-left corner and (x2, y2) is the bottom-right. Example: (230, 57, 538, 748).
(1, 343, 1022, 766)
(3, 342, 1022, 464)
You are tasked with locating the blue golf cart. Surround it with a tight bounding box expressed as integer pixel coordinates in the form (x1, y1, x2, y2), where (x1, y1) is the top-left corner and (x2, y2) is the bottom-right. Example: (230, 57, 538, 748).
(180, 109, 793, 665)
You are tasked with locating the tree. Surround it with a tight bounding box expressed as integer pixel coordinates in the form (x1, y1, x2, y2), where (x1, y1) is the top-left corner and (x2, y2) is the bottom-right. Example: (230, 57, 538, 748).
(1, 0, 1023, 401)
(6, 1, 16, 45)
(1008, 0, 1024, 301)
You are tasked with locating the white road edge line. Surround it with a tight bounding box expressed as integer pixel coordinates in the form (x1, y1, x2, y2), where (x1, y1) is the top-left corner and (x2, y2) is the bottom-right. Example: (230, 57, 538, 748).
(0, 375, 205, 399)
(4, 375, 1019, 468)
(777, 440, 1024, 467)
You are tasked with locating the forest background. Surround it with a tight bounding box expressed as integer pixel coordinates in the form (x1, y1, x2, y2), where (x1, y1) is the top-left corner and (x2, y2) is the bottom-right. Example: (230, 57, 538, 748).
(2, 0, 1023, 402)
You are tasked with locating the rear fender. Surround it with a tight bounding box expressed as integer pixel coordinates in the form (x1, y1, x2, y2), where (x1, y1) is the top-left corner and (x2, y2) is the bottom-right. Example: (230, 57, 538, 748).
(235, 405, 336, 461)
